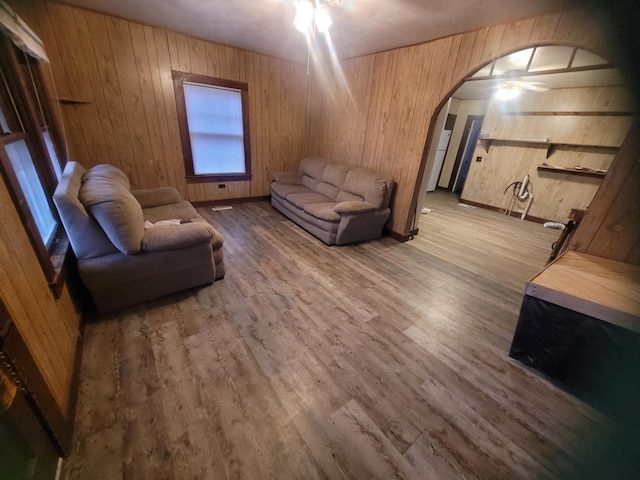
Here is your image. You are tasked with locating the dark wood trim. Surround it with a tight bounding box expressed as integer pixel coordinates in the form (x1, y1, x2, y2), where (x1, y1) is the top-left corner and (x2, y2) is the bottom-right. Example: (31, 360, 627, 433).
(0, 297, 73, 456)
(172, 70, 252, 183)
(385, 228, 416, 242)
(458, 198, 549, 224)
(186, 173, 252, 184)
(192, 195, 271, 208)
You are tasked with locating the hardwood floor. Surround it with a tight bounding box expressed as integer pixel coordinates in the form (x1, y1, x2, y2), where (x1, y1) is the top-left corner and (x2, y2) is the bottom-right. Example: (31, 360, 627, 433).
(62, 196, 600, 479)
(418, 191, 560, 292)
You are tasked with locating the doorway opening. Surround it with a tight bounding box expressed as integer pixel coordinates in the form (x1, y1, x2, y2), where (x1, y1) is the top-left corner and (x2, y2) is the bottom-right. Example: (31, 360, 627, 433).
(414, 44, 632, 291)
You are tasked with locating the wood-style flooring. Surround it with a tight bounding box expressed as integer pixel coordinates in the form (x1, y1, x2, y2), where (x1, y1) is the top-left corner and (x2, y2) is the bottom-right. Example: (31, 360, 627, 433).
(62, 193, 601, 479)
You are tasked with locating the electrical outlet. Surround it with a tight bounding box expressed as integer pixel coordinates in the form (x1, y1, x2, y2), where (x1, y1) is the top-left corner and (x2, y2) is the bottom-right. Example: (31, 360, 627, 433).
(475, 156, 482, 162)
(218, 184, 226, 189)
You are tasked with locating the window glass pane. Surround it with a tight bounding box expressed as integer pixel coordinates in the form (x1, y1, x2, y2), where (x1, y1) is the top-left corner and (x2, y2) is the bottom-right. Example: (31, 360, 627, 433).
(42, 130, 62, 180)
(529, 46, 574, 72)
(5, 140, 56, 245)
(472, 63, 492, 77)
(183, 83, 245, 175)
(493, 48, 533, 75)
(572, 49, 609, 68)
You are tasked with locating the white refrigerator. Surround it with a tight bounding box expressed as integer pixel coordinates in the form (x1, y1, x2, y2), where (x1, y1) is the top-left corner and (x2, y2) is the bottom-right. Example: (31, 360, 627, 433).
(427, 129, 452, 192)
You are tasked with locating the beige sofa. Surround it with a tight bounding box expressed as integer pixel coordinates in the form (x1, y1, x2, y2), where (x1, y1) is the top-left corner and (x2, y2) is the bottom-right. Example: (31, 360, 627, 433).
(271, 157, 394, 245)
(53, 162, 224, 314)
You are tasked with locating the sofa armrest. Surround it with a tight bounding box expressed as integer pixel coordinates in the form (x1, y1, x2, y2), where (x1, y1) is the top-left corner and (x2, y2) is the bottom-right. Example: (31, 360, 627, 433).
(131, 187, 182, 208)
(272, 172, 301, 185)
(334, 201, 376, 215)
(141, 223, 212, 252)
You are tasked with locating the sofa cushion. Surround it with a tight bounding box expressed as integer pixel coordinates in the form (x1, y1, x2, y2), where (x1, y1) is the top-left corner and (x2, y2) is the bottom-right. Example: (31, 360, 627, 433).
(342, 169, 389, 209)
(301, 175, 319, 191)
(142, 200, 198, 223)
(315, 182, 340, 201)
(271, 182, 309, 199)
(303, 203, 341, 222)
(299, 157, 328, 179)
(286, 192, 333, 210)
(336, 190, 364, 203)
(79, 168, 145, 255)
(141, 223, 213, 251)
(321, 163, 349, 188)
(334, 201, 376, 214)
(132, 187, 182, 208)
(272, 171, 301, 184)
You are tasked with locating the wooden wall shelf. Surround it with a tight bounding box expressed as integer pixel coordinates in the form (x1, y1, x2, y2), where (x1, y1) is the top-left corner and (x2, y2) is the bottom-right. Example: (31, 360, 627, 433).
(57, 98, 92, 105)
(481, 138, 619, 159)
(503, 111, 635, 117)
(537, 164, 607, 177)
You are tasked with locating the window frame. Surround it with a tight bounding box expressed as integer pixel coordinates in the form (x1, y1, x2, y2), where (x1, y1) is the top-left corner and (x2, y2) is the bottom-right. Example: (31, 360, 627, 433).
(0, 38, 68, 297)
(172, 71, 252, 183)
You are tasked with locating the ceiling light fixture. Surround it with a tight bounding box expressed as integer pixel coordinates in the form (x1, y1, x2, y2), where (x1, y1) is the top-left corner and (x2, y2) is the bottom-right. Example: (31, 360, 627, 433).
(495, 85, 521, 100)
(293, 1, 333, 36)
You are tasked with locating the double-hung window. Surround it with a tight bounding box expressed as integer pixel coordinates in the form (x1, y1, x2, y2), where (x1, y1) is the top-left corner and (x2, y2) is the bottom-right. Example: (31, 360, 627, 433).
(172, 71, 252, 183)
(0, 37, 67, 294)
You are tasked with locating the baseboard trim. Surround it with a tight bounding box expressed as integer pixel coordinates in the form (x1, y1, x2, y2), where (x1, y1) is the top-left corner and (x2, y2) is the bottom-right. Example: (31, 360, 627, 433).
(192, 195, 271, 208)
(386, 228, 418, 242)
(459, 198, 549, 224)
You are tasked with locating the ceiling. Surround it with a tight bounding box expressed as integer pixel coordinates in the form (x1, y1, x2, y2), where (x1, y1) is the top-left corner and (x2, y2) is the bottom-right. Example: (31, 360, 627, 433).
(61, 0, 574, 64)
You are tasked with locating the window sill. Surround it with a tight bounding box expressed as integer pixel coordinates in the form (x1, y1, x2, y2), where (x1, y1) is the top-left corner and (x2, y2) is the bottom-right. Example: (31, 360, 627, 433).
(186, 173, 252, 183)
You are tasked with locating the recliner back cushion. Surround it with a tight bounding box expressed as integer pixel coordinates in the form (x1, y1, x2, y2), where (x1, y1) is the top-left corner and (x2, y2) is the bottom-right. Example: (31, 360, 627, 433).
(54, 162, 119, 259)
(79, 166, 144, 255)
(83, 163, 131, 189)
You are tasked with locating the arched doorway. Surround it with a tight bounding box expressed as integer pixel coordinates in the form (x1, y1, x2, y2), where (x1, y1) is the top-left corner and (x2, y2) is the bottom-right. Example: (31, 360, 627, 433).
(412, 44, 633, 288)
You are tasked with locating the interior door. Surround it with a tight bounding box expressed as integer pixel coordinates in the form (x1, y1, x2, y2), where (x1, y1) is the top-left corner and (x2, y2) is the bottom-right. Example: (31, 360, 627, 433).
(453, 117, 483, 193)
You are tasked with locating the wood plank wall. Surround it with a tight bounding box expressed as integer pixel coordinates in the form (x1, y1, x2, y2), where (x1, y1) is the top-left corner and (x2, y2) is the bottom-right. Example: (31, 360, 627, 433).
(306, 9, 618, 235)
(0, 177, 80, 418)
(13, 0, 311, 202)
(460, 86, 633, 222)
(567, 118, 640, 264)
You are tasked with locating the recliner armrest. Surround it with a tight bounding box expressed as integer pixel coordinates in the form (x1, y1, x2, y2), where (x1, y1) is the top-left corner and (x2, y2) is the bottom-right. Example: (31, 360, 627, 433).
(334, 201, 376, 215)
(272, 172, 301, 185)
(141, 223, 213, 251)
(132, 187, 182, 208)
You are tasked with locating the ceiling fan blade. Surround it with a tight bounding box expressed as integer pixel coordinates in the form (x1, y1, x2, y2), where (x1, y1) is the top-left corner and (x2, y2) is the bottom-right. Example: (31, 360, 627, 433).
(520, 83, 550, 92)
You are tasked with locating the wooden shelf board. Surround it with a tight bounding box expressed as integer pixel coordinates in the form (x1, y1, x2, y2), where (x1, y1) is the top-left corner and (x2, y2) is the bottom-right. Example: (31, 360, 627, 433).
(504, 111, 635, 117)
(537, 164, 607, 177)
(481, 137, 620, 159)
(57, 98, 92, 105)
